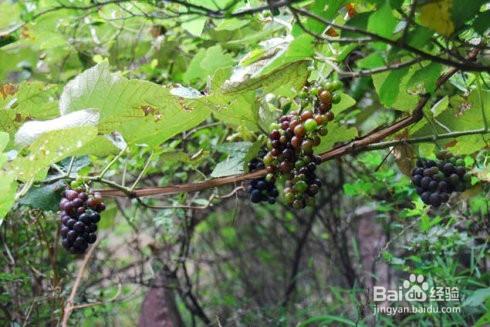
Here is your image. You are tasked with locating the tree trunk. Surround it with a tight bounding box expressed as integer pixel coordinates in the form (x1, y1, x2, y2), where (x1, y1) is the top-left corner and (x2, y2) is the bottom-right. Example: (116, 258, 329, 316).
(139, 272, 184, 327)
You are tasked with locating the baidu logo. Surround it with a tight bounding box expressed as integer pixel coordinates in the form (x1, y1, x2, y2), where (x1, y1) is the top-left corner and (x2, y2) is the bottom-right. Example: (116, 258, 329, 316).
(403, 274, 429, 301)
(373, 274, 456, 303)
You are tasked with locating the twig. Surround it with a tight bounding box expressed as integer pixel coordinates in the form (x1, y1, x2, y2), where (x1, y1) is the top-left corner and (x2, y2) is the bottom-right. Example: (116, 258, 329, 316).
(130, 152, 153, 191)
(61, 240, 99, 327)
(401, 0, 417, 43)
(316, 52, 423, 77)
(98, 146, 127, 179)
(290, 6, 489, 72)
(366, 128, 489, 150)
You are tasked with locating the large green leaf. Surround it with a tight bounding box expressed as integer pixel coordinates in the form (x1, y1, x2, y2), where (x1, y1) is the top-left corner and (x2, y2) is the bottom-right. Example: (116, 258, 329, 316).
(211, 142, 254, 177)
(367, 0, 398, 39)
(412, 89, 490, 155)
(407, 62, 442, 94)
(372, 67, 419, 111)
(0, 173, 16, 225)
(10, 127, 98, 182)
(316, 123, 358, 153)
(259, 35, 315, 76)
(0, 82, 59, 147)
(292, 0, 346, 36)
(222, 60, 309, 97)
(183, 45, 234, 84)
(0, 132, 17, 224)
(19, 180, 64, 211)
(59, 63, 212, 146)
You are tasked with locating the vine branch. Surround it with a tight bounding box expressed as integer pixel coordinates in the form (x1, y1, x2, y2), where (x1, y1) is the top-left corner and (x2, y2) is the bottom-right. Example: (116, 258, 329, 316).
(95, 47, 481, 198)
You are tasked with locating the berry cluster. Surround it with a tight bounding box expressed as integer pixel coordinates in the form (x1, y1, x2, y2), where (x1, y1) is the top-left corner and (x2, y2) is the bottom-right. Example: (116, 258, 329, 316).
(59, 188, 106, 254)
(411, 152, 471, 207)
(247, 152, 279, 204)
(283, 154, 323, 208)
(259, 81, 342, 208)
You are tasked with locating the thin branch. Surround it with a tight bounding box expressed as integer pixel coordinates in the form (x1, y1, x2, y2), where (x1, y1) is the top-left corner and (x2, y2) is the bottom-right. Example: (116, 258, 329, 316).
(366, 128, 490, 151)
(316, 53, 423, 77)
(290, 7, 490, 72)
(95, 47, 481, 198)
(290, 7, 372, 44)
(61, 240, 99, 327)
(401, 0, 417, 43)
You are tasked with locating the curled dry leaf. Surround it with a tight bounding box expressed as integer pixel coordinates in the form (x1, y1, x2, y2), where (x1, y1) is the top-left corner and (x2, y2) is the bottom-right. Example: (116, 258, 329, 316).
(392, 142, 416, 176)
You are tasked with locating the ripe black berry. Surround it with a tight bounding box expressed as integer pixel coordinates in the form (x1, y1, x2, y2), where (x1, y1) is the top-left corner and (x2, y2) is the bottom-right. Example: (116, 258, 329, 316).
(247, 151, 279, 205)
(59, 187, 106, 255)
(410, 152, 471, 207)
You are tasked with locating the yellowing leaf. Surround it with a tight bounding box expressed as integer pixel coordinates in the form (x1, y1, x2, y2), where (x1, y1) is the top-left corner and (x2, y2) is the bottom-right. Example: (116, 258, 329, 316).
(419, 0, 454, 36)
(393, 143, 416, 176)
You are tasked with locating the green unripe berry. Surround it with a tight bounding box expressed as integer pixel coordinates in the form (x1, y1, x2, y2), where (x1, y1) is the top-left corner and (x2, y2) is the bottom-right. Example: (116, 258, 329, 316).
(331, 80, 343, 91)
(324, 82, 334, 91)
(263, 154, 273, 165)
(294, 180, 308, 193)
(318, 127, 328, 136)
(304, 119, 318, 132)
(269, 122, 281, 130)
(301, 139, 314, 154)
(284, 191, 294, 204)
(332, 93, 341, 104)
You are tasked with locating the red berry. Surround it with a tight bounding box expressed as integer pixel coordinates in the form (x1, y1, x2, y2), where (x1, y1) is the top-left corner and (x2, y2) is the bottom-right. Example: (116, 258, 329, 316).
(318, 90, 332, 106)
(300, 111, 313, 122)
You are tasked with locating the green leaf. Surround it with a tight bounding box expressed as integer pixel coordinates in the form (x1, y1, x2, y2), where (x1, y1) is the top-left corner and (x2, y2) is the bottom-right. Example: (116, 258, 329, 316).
(0, 82, 59, 147)
(181, 16, 207, 37)
(10, 127, 98, 182)
(463, 288, 490, 307)
(223, 60, 309, 97)
(194, 69, 259, 130)
(316, 122, 358, 153)
(372, 67, 418, 111)
(367, 0, 398, 38)
(436, 89, 490, 154)
(0, 132, 8, 152)
(59, 62, 118, 115)
(19, 181, 64, 211)
(0, 132, 16, 224)
(407, 62, 442, 93)
(59, 64, 212, 147)
(406, 25, 435, 49)
(452, 0, 486, 31)
(431, 96, 449, 117)
(259, 34, 315, 76)
(214, 18, 249, 31)
(473, 10, 490, 35)
(184, 45, 234, 84)
(356, 52, 384, 69)
(293, 0, 346, 36)
(332, 93, 356, 115)
(378, 67, 410, 107)
(0, 173, 16, 224)
(211, 142, 253, 177)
